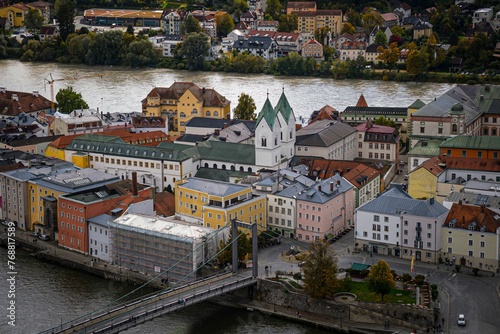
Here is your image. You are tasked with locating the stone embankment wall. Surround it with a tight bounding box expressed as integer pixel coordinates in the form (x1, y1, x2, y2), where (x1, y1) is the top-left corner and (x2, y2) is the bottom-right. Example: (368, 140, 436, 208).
(254, 279, 433, 330)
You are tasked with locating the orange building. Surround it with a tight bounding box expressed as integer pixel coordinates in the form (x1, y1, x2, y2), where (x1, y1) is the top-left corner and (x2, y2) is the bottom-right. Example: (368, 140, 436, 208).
(439, 136, 500, 160)
(57, 178, 152, 254)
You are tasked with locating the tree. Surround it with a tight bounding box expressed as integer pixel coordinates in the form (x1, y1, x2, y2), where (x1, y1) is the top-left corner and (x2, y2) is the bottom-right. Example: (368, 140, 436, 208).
(345, 9, 362, 27)
(366, 260, 395, 301)
(215, 12, 234, 39)
(374, 30, 387, 45)
(362, 9, 382, 34)
(341, 22, 356, 35)
(86, 30, 124, 66)
(25, 8, 43, 35)
(126, 39, 159, 68)
(55, 86, 89, 114)
(278, 14, 298, 32)
(233, 93, 256, 120)
(180, 14, 201, 35)
(374, 116, 397, 128)
(377, 42, 399, 69)
(126, 25, 135, 35)
(216, 229, 252, 266)
(302, 240, 339, 299)
(178, 32, 210, 70)
(406, 49, 430, 75)
(265, 0, 282, 20)
(54, 0, 76, 41)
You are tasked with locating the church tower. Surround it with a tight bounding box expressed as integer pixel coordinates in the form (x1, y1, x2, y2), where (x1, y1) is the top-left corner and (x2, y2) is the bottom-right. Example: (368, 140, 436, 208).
(255, 96, 282, 168)
(274, 89, 296, 161)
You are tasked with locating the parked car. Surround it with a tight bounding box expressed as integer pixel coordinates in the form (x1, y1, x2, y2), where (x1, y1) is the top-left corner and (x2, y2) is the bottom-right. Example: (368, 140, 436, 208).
(458, 314, 466, 326)
(38, 234, 50, 241)
(31, 231, 40, 237)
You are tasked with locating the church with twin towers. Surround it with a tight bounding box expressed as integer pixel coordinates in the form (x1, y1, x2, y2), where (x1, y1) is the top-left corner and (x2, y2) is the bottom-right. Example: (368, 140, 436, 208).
(254, 90, 297, 169)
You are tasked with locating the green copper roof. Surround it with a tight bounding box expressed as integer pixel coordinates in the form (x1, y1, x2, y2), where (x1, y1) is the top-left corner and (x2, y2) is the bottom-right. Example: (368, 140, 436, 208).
(256, 97, 276, 129)
(195, 140, 255, 165)
(409, 99, 426, 109)
(274, 92, 293, 122)
(440, 136, 500, 150)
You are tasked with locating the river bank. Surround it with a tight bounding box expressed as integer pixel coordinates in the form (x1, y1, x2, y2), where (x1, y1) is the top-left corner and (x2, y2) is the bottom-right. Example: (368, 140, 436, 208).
(1, 230, 425, 334)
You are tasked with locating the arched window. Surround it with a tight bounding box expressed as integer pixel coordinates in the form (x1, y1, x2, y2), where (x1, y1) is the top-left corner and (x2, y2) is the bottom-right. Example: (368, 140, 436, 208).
(192, 108, 198, 115)
(261, 137, 267, 147)
(180, 112, 186, 118)
(275, 136, 278, 145)
(206, 111, 211, 117)
(452, 124, 457, 132)
(222, 164, 226, 170)
(143, 177, 146, 183)
(213, 163, 218, 169)
(204, 163, 209, 168)
(239, 166, 244, 172)
(214, 111, 219, 117)
(231, 165, 235, 171)
(248, 167, 252, 173)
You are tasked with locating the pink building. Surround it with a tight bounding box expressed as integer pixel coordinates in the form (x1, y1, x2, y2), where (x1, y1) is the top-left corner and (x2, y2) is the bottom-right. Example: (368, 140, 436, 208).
(296, 174, 355, 242)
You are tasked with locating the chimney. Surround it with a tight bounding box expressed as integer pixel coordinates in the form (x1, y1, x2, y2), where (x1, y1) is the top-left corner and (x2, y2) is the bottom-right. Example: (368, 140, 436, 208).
(336, 179, 341, 187)
(12, 94, 18, 101)
(33, 90, 39, 97)
(330, 182, 334, 191)
(430, 197, 434, 205)
(74, 110, 77, 117)
(481, 203, 485, 213)
(458, 200, 462, 205)
(132, 171, 138, 197)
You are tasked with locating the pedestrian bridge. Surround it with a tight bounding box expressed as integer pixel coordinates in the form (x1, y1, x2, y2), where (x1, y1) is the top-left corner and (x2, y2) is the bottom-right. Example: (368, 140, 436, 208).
(41, 271, 256, 334)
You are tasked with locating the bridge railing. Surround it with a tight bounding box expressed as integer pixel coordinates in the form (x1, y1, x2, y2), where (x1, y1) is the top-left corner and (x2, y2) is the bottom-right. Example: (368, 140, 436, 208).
(39, 271, 234, 334)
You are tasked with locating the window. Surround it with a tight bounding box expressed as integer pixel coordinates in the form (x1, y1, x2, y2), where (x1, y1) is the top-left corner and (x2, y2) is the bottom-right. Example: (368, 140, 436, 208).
(374, 215, 379, 222)
(384, 226, 389, 232)
(480, 252, 485, 258)
(363, 231, 367, 237)
(384, 216, 389, 222)
(468, 240, 473, 246)
(462, 150, 466, 158)
(448, 237, 452, 243)
(261, 137, 267, 147)
(468, 250, 473, 257)
(480, 241, 485, 247)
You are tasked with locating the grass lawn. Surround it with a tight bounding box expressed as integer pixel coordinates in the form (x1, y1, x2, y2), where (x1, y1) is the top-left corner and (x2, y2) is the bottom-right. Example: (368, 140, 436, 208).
(350, 281, 415, 304)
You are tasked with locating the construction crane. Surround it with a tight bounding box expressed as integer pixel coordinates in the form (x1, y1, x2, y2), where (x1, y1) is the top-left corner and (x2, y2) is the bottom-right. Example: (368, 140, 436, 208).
(44, 73, 104, 113)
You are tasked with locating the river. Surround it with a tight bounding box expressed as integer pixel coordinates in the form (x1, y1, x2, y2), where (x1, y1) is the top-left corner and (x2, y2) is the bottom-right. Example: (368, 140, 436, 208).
(0, 247, 330, 334)
(0, 61, 455, 333)
(0, 60, 455, 120)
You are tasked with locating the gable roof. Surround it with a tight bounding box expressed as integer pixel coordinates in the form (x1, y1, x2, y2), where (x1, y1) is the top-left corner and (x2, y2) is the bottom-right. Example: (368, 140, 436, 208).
(359, 187, 448, 217)
(439, 136, 500, 150)
(356, 94, 368, 107)
(296, 120, 356, 147)
(444, 203, 500, 233)
(0, 89, 51, 116)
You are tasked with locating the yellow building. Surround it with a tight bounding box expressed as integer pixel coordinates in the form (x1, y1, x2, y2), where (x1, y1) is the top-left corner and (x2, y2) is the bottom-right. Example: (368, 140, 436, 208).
(176, 178, 266, 233)
(442, 202, 500, 273)
(27, 169, 120, 232)
(407, 157, 443, 200)
(293, 10, 343, 36)
(45, 135, 82, 161)
(142, 82, 230, 135)
(0, 3, 37, 28)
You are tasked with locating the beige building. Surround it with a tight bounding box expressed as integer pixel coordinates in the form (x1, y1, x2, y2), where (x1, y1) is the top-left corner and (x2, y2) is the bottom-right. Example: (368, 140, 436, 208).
(142, 82, 230, 135)
(286, 2, 317, 15)
(301, 38, 323, 61)
(50, 114, 104, 136)
(355, 121, 400, 163)
(442, 202, 500, 273)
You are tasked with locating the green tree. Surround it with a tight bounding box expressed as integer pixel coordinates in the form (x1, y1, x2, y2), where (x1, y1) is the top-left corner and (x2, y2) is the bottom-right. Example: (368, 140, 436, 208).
(265, 0, 282, 20)
(341, 22, 356, 35)
(345, 9, 362, 27)
(391, 26, 405, 38)
(86, 30, 124, 66)
(366, 260, 395, 301)
(362, 9, 383, 34)
(216, 229, 252, 266)
(331, 59, 349, 79)
(278, 14, 298, 32)
(302, 240, 339, 299)
(67, 34, 92, 64)
(374, 30, 387, 45)
(126, 39, 159, 67)
(54, 0, 76, 41)
(180, 14, 202, 35)
(314, 27, 329, 45)
(126, 25, 135, 35)
(55, 86, 89, 114)
(215, 12, 234, 39)
(25, 8, 44, 35)
(178, 32, 210, 70)
(233, 93, 256, 120)
(374, 116, 397, 128)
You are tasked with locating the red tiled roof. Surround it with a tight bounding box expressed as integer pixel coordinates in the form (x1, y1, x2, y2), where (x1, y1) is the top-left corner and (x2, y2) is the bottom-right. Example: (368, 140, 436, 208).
(444, 203, 500, 233)
(154, 191, 176, 217)
(356, 93, 368, 107)
(355, 123, 396, 134)
(144, 82, 229, 109)
(416, 156, 444, 176)
(440, 156, 500, 172)
(0, 90, 51, 116)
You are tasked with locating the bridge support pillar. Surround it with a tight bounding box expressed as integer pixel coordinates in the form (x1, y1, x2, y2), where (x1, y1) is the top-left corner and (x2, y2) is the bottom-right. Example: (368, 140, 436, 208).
(252, 223, 258, 278)
(232, 219, 238, 274)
